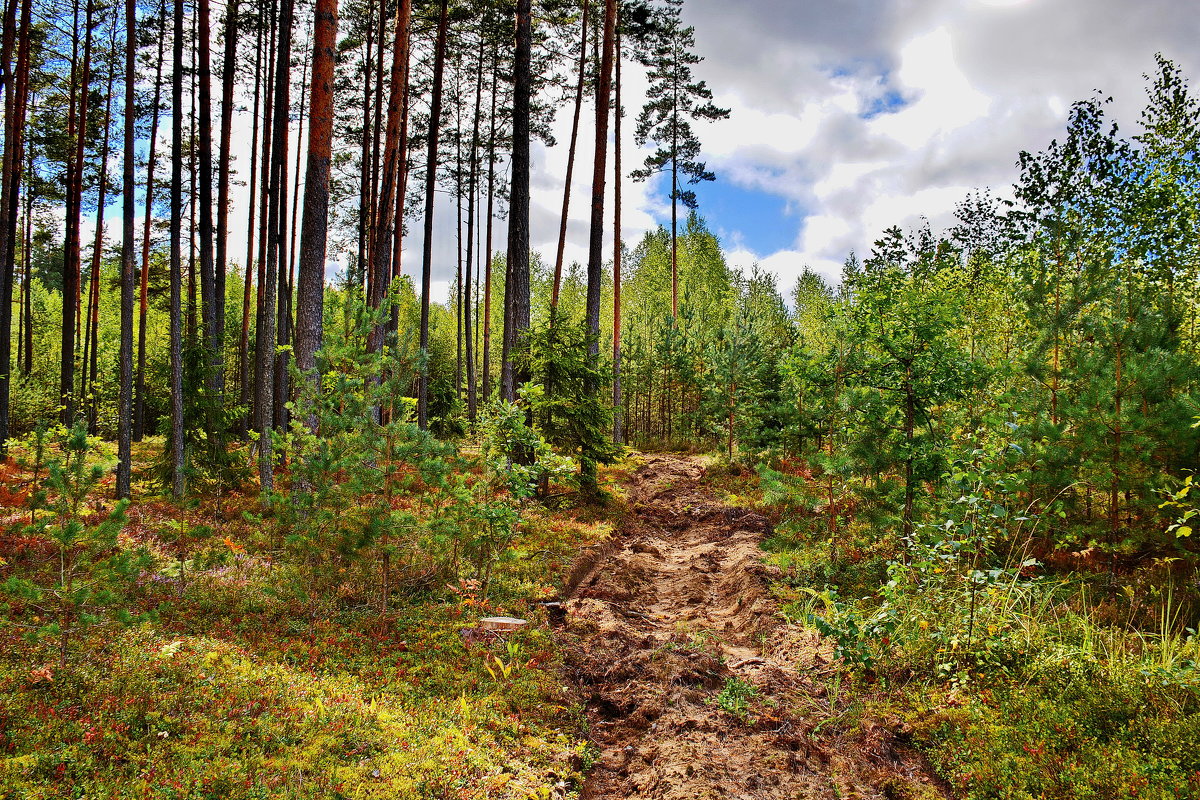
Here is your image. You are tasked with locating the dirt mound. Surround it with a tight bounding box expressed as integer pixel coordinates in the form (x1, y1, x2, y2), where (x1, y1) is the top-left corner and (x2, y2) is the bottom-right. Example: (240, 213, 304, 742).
(562, 455, 947, 800)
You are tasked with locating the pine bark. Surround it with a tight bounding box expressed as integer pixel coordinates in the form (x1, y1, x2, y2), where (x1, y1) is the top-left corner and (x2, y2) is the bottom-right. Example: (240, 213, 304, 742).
(294, 0, 339, 390)
(501, 0, 532, 405)
(417, 0, 450, 429)
(0, 0, 31, 457)
(215, 0, 238, 395)
(197, 0, 218, 396)
(481, 43, 498, 404)
(256, 0, 293, 497)
(586, 0, 616, 359)
(61, 0, 95, 426)
(464, 30, 484, 422)
(169, 0, 185, 496)
(117, 0, 136, 498)
(612, 23, 623, 444)
(369, 0, 411, 354)
(134, 0, 167, 441)
(83, 58, 114, 434)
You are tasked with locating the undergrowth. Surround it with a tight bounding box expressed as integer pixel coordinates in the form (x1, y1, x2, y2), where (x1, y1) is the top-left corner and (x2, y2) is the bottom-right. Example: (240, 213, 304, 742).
(757, 448, 1200, 800)
(0, 417, 621, 799)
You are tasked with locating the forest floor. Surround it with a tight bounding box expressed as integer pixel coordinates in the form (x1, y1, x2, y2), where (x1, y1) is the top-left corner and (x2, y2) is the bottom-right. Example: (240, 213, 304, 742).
(562, 454, 946, 800)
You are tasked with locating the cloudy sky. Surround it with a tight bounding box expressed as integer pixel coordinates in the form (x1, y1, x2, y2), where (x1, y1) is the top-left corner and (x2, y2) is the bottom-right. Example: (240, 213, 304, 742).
(211, 0, 1200, 305)
(509, 0, 1200, 300)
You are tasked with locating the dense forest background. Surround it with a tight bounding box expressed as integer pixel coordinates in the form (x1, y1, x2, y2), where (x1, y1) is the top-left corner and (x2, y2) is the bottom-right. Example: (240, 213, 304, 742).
(2, 0, 1200, 796)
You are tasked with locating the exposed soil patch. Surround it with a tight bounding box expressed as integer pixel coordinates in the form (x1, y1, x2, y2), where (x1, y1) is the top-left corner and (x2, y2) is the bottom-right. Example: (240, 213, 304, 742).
(563, 455, 947, 800)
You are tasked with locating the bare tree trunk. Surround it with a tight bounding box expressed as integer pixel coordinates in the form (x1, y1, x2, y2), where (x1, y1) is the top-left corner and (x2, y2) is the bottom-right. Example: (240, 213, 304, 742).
(550, 0, 588, 315)
(0, 0, 30, 457)
(83, 55, 114, 434)
(215, 0, 239, 397)
(586, 0, 615, 359)
(417, 0, 449, 429)
(21, 144, 31, 378)
(252, 7, 277, 433)
(275, 40, 308, 434)
(369, 0, 411, 355)
(294, 0, 338, 400)
(197, 0, 218, 402)
(580, 0, 615, 490)
(481, 43, 497, 404)
(117, 0, 136, 498)
(134, 0, 166, 441)
(357, 23, 371, 295)
(61, 0, 95, 427)
(257, 0, 293, 498)
(464, 29, 483, 423)
(501, 0, 532, 406)
(169, 0, 185, 496)
(240, 12, 265, 428)
(612, 22, 623, 444)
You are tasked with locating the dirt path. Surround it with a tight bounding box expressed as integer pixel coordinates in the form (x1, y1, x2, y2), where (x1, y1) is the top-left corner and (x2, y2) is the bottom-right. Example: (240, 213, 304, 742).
(562, 454, 946, 800)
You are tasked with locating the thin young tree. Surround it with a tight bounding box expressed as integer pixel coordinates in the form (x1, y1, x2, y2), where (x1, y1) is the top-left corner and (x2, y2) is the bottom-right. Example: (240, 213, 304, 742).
(549, 0, 589, 316)
(630, 0, 727, 318)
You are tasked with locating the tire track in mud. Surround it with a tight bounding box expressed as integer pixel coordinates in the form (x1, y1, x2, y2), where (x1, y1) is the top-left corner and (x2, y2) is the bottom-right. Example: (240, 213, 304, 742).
(562, 454, 947, 800)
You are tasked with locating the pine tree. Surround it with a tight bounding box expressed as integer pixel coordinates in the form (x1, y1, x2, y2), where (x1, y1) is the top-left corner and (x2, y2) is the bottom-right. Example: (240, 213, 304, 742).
(630, 0, 727, 319)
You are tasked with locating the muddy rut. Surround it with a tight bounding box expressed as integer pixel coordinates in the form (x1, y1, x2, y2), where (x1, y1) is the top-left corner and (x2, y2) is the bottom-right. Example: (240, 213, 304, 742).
(562, 455, 946, 800)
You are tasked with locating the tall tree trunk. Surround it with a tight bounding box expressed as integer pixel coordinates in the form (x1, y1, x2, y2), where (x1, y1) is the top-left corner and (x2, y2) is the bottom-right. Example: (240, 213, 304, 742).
(0, 0, 30, 457)
(357, 24, 371, 293)
(276, 41, 308, 433)
(417, 0, 449, 429)
(186, 20, 197, 344)
(586, 0, 615, 357)
(239, 12, 265, 428)
(385, 31, 412, 353)
(134, 0, 166, 441)
(83, 55, 114, 434)
(252, 6, 277, 433)
(369, 0, 411, 355)
(169, 0, 185, 496)
(550, 0, 588, 315)
(368, 0, 384, 269)
(580, 0, 615, 490)
(61, 0, 95, 427)
(464, 29, 483, 423)
(612, 22, 623, 444)
(21, 143, 32, 378)
(455, 122, 463, 406)
(215, 0, 239, 397)
(294, 0, 337, 399)
(257, 0, 293, 497)
(117, 0, 136, 498)
(197, 0, 218, 402)
(501, 0, 532, 405)
(481, 43, 498, 404)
